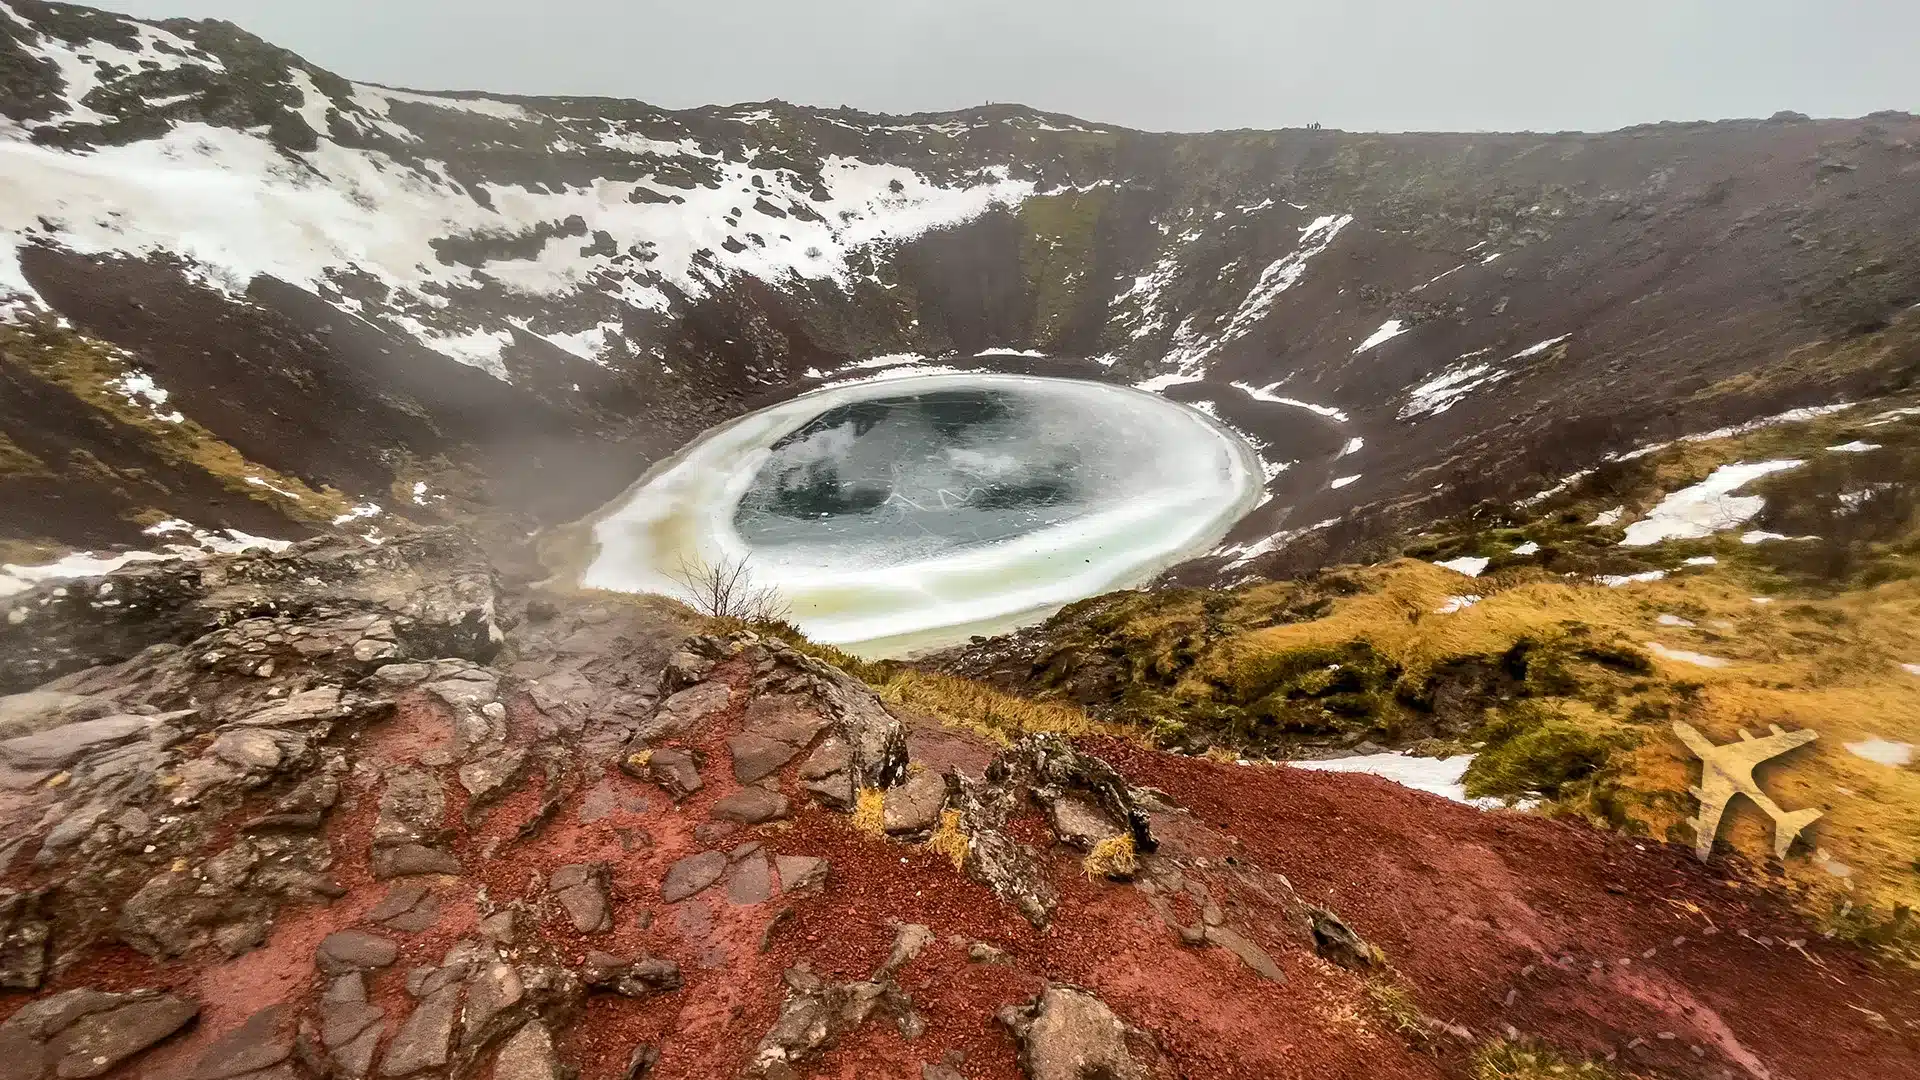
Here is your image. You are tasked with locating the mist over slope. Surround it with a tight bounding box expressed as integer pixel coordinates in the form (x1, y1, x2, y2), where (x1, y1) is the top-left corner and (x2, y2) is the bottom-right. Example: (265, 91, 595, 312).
(2, 0, 1918, 582)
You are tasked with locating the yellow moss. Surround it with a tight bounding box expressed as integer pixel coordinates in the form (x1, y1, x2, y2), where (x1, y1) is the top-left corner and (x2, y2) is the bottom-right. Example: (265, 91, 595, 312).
(1082, 834, 1138, 879)
(927, 808, 968, 870)
(851, 787, 886, 838)
(625, 749, 652, 771)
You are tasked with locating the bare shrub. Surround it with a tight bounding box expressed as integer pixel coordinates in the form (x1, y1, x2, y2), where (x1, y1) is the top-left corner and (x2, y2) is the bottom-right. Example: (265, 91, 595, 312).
(670, 555, 791, 624)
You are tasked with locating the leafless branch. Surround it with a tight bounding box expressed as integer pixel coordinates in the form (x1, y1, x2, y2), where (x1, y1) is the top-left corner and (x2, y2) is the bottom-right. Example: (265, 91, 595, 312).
(670, 554, 792, 624)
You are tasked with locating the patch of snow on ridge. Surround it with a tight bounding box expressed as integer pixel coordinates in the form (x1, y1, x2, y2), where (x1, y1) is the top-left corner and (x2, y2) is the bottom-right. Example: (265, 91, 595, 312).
(245, 476, 302, 500)
(1434, 556, 1489, 577)
(1435, 595, 1481, 614)
(1331, 474, 1361, 489)
(1399, 337, 1567, 421)
(1230, 381, 1350, 422)
(1597, 570, 1666, 587)
(108, 372, 185, 424)
(356, 84, 534, 121)
(1647, 642, 1729, 668)
(1288, 752, 1492, 806)
(1591, 506, 1625, 527)
(1827, 441, 1880, 453)
(1510, 541, 1540, 556)
(1219, 517, 1341, 570)
(1399, 353, 1503, 419)
(1618, 460, 1803, 546)
(1511, 334, 1571, 359)
(1844, 738, 1913, 767)
(1354, 319, 1407, 354)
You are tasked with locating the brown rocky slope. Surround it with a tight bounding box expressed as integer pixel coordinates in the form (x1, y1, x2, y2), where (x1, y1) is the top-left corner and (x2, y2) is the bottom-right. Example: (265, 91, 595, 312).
(0, 531, 1914, 1080)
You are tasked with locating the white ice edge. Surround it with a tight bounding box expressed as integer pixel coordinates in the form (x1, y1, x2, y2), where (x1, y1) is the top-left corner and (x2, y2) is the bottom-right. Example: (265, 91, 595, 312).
(581, 373, 1264, 654)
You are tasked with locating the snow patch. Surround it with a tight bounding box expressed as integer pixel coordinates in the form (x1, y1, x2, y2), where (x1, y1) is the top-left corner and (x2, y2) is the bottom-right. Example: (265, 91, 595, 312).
(1509, 541, 1540, 556)
(245, 476, 302, 500)
(1435, 595, 1481, 614)
(1510, 334, 1571, 360)
(1288, 752, 1492, 806)
(1330, 474, 1361, 490)
(1399, 355, 1504, 419)
(1591, 506, 1626, 527)
(1230, 381, 1349, 422)
(1618, 460, 1803, 547)
(1844, 738, 1913, 767)
(1354, 319, 1407, 354)
(108, 372, 185, 424)
(1, 522, 289, 598)
(356, 84, 534, 121)
(1827, 441, 1881, 453)
(1434, 556, 1489, 577)
(1597, 570, 1666, 587)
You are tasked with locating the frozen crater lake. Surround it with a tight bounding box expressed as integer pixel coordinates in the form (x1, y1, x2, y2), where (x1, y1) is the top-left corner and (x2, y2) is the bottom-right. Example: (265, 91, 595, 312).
(582, 373, 1263, 656)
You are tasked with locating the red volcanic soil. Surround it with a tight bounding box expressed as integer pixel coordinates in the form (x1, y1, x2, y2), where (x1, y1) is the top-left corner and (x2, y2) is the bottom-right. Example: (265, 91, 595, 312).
(7, 665, 1918, 1080)
(1087, 738, 1920, 1080)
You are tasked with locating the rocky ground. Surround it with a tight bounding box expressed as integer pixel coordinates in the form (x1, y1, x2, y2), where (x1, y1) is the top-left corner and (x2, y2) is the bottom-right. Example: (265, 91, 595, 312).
(1, 531, 1915, 1079)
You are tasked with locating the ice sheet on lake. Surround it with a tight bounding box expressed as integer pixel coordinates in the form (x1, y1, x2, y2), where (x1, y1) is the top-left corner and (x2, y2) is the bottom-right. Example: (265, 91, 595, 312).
(583, 374, 1263, 656)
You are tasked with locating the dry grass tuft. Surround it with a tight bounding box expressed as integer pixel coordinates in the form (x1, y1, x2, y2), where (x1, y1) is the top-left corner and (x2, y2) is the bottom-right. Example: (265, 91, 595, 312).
(1364, 978, 1428, 1044)
(875, 669, 1122, 745)
(927, 808, 969, 870)
(851, 787, 887, 838)
(1082, 834, 1138, 879)
(1469, 1039, 1629, 1080)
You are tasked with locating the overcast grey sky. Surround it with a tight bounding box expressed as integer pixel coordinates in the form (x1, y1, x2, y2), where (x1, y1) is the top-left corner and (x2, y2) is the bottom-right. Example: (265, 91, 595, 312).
(101, 0, 1919, 133)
